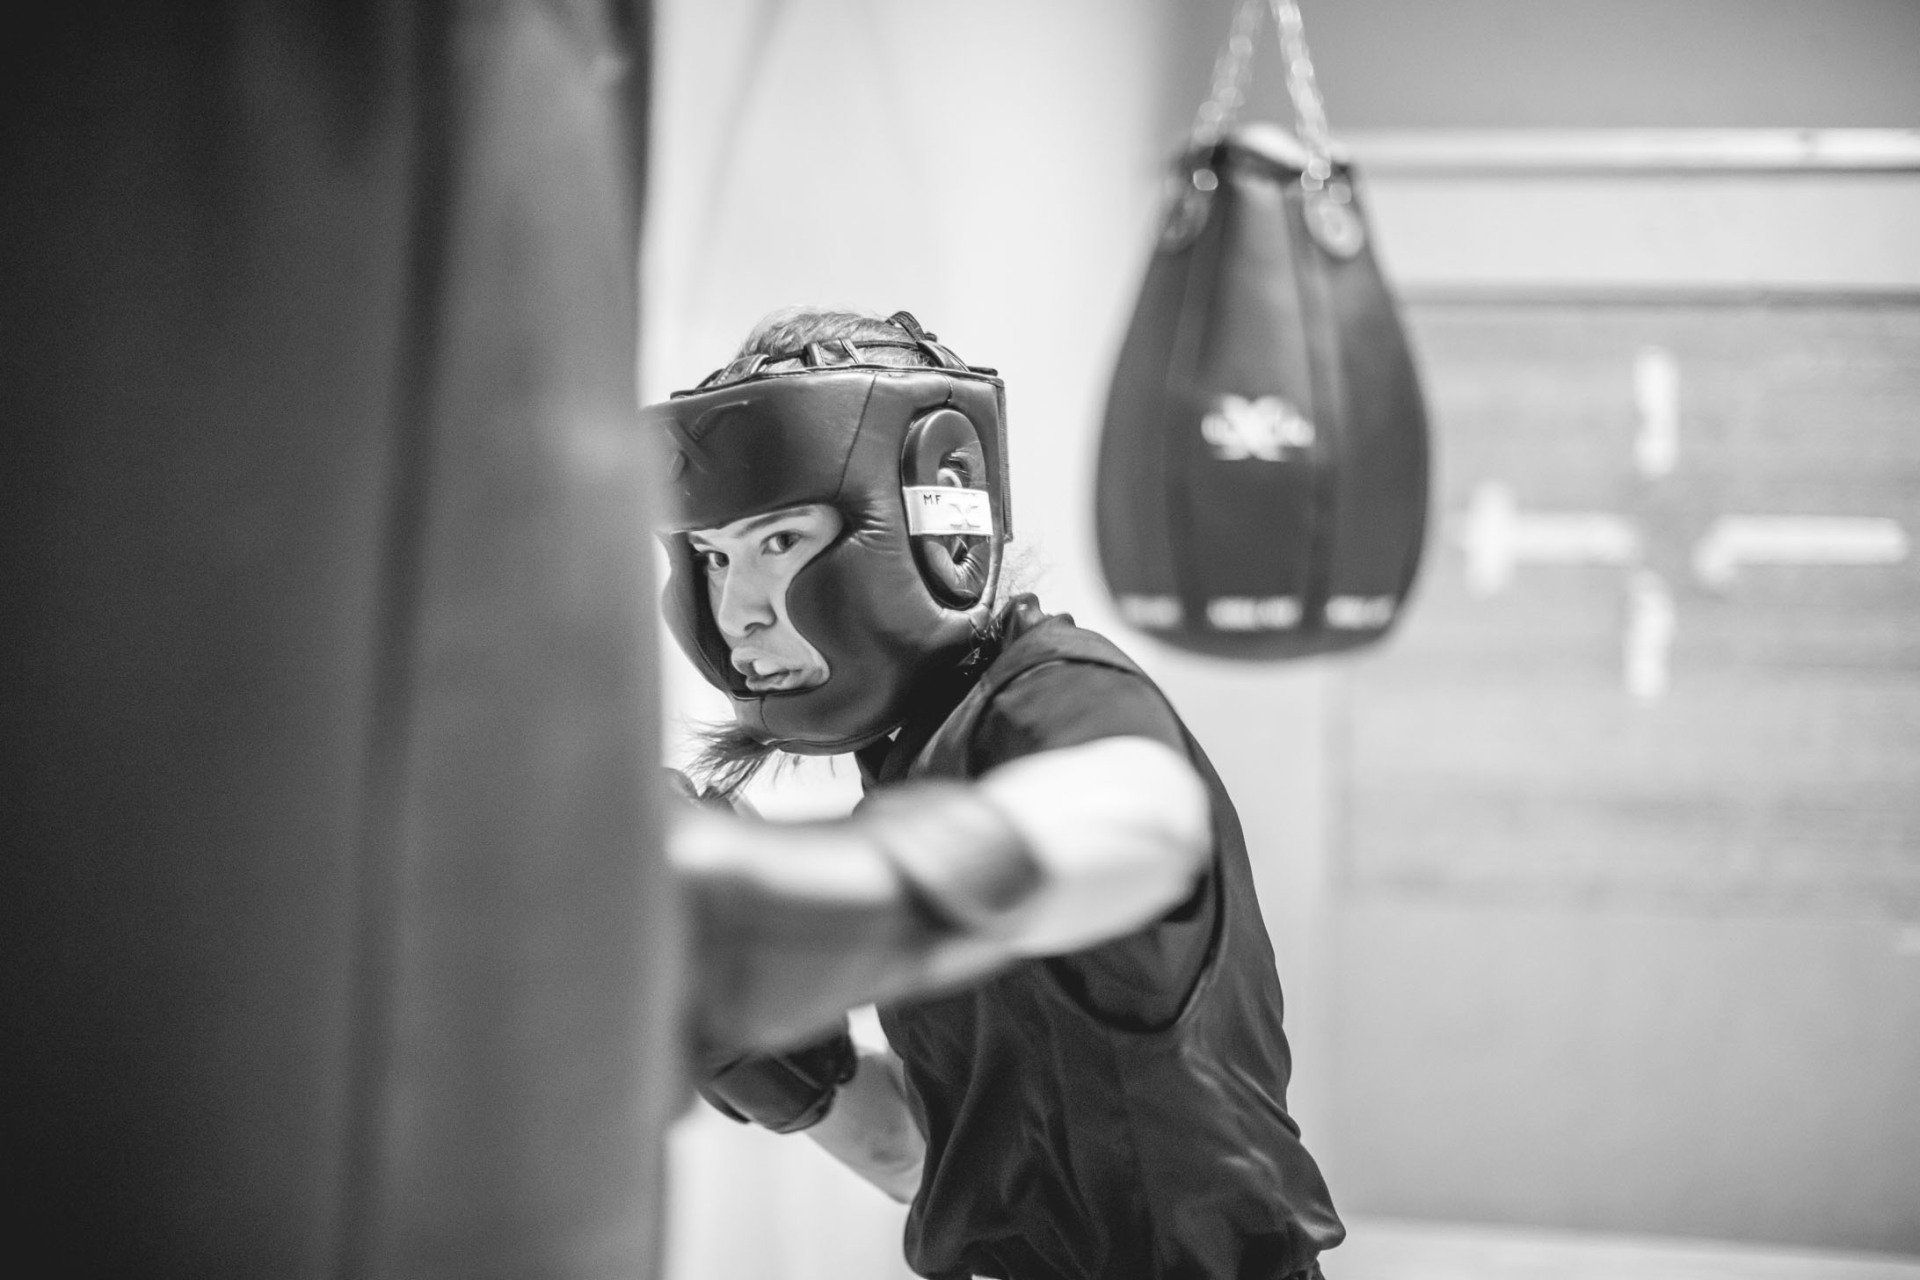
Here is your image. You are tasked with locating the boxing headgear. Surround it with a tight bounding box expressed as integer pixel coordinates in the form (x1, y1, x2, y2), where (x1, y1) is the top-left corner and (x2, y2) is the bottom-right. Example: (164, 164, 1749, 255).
(645, 313, 1011, 753)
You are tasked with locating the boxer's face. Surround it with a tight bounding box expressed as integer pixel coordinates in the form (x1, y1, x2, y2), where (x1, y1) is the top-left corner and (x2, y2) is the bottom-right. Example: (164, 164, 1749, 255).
(688, 503, 842, 694)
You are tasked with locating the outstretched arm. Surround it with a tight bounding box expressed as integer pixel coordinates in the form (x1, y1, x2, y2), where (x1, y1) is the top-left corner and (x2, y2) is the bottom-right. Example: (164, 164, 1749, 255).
(675, 735, 1210, 1199)
(673, 734, 1211, 1055)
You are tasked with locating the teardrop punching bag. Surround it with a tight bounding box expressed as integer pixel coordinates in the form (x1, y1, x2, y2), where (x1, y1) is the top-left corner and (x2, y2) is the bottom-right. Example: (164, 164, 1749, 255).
(1096, 0, 1430, 660)
(0, 5, 680, 1278)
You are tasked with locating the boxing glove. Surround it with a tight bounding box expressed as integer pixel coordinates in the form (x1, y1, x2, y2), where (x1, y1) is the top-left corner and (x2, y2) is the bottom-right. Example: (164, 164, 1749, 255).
(697, 1018, 859, 1134)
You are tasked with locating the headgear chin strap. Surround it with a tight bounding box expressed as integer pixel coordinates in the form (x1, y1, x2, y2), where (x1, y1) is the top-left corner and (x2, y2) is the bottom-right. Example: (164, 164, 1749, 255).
(644, 314, 1011, 754)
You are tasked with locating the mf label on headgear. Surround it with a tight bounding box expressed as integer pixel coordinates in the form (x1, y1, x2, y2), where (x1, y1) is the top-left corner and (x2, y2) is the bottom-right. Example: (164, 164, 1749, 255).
(904, 485, 992, 537)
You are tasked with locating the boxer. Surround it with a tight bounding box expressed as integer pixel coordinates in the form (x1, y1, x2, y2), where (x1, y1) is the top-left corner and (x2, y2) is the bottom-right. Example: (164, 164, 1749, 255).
(647, 309, 1345, 1280)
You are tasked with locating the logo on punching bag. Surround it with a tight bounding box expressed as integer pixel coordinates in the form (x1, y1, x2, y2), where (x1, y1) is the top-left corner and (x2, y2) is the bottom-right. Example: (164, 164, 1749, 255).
(1201, 394, 1316, 462)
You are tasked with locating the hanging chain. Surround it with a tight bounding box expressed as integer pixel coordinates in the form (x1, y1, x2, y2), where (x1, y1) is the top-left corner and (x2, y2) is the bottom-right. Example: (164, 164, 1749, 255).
(1190, 0, 1335, 180)
(1272, 0, 1333, 187)
(1173, 0, 1362, 256)
(1191, 0, 1266, 146)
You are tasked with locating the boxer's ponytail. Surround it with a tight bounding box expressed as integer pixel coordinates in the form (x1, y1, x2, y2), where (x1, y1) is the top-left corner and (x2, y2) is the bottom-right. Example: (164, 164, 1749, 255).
(683, 723, 791, 803)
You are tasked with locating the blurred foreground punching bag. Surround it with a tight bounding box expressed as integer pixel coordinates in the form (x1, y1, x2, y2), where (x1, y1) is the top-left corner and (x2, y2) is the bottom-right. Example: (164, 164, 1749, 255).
(1096, 0, 1430, 659)
(1, 5, 681, 1278)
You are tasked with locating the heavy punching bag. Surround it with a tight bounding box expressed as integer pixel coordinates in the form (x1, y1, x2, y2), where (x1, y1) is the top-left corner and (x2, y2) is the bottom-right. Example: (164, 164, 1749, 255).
(1096, 0, 1430, 660)
(0, 5, 679, 1278)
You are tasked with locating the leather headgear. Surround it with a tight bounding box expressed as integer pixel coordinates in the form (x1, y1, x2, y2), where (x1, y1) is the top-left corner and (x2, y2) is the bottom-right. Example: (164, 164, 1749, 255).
(644, 313, 1011, 753)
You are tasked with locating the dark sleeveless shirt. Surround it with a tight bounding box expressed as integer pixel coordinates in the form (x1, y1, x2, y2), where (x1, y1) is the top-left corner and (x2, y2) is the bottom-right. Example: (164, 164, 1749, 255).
(861, 599, 1344, 1280)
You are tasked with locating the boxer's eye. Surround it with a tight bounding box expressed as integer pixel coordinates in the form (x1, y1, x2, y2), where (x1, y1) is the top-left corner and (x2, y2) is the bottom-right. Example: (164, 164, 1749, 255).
(762, 530, 801, 556)
(695, 548, 728, 572)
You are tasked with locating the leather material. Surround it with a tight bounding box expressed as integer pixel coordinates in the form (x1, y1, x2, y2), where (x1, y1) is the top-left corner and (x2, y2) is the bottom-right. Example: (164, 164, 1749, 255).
(0, 5, 676, 1278)
(699, 1019, 859, 1134)
(648, 363, 1010, 753)
(901, 408, 994, 606)
(1096, 124, 1431, 660)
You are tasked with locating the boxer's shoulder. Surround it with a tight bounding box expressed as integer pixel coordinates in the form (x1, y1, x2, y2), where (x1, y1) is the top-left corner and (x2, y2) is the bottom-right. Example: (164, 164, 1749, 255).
(917, 595, 1188, 776)
(986, 593, 1146, 682)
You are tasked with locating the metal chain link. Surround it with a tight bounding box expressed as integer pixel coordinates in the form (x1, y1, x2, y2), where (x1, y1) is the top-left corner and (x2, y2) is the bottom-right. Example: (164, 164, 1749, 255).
(1173, 0, 1361, 257)
(1189, 0, 1335, 184)
(1191, 0, 1266, 145)
(1272, 0, 1334, 186)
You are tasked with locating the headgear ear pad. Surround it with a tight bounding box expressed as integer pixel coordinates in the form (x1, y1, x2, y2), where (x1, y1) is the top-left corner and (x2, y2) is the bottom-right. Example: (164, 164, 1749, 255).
(647, 365, 1009, 753)
(901, 407, 993, 607)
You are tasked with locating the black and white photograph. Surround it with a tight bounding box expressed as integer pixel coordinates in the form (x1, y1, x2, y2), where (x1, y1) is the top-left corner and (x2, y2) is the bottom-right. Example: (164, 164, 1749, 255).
(5, 3, 1917, 1278)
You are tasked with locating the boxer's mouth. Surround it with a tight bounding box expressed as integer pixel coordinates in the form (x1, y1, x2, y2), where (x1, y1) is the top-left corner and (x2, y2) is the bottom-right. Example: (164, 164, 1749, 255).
(744, 669, 809, 694)
(734, 655, 824, 694)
